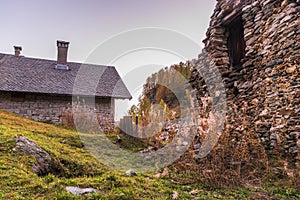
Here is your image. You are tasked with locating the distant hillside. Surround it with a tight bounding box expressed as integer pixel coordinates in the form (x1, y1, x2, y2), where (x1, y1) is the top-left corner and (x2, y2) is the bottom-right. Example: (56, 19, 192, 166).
(129, 62, 192, 122)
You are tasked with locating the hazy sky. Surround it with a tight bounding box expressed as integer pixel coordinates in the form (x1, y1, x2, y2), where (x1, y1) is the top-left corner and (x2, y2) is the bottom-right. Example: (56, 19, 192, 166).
(1, 0, 215, 60)
(0, 0, 216, 119)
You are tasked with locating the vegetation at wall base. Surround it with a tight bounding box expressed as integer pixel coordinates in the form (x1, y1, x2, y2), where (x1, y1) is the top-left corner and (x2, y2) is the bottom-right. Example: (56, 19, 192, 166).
(0, 110, 299, 199)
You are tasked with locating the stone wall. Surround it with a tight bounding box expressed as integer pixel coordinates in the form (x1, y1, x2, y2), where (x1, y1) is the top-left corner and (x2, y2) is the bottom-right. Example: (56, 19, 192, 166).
(189, 0, 299, 165)
(0, 92, 114, 128)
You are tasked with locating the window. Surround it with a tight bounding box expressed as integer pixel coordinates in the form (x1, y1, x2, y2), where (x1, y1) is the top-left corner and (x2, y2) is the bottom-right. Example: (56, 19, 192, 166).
(227, 16, 246, 68)
(55, 64, 69, 70)
(11, 92, 25, 102)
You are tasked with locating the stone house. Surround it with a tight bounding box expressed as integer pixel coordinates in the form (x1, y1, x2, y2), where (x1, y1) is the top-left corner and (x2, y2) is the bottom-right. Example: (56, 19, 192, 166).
(0, 41, 132, 129)
(189, 0, 299, 166)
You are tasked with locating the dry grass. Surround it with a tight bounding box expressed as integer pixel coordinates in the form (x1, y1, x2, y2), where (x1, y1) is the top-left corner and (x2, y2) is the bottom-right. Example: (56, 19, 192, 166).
(1, 109, 299, 199)
(165, 101, 268, 187)
(141, 95, 298, 190)
(61, 100, 114, 133)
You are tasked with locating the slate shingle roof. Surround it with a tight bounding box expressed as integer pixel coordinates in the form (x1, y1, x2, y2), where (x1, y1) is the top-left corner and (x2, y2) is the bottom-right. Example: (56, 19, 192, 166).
(0, 53, 132, 99)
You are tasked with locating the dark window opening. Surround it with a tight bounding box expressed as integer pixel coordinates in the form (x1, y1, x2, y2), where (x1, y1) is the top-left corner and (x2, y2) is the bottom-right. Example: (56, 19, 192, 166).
(11, 92, 25, 102)
(227, 16, 246, 68)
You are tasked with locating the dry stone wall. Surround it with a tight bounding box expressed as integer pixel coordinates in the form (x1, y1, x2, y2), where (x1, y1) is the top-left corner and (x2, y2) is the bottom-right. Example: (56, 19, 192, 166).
(189, 0, 299, 165)
(0, 92, 114, 127)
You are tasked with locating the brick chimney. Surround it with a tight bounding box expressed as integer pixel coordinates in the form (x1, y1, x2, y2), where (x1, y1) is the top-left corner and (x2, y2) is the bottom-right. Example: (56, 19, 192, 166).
(57, 40, 69, 65)
(14, 46, 22, 56)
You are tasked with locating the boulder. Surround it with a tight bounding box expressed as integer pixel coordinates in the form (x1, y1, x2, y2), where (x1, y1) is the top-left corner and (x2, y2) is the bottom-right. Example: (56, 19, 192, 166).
(66, 186, 98, 195)
(125, 169, 137, 176)
(13, 136, 52, 176)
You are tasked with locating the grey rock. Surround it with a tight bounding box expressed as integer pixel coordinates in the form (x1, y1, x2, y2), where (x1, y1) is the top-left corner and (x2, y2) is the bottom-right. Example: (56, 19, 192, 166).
(66, 186, 98, 195)
(13, 136, 52, 176)
(172, 191, 179, 200)
(125, 169, 137, 176)
(289, 146, 298, 154)
(266, 59, 283, 67)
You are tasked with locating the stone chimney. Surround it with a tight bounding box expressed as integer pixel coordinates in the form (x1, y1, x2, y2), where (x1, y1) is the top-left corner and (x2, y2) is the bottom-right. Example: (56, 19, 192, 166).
(14, 46, 22, 56)
(57, 40, 69, 65)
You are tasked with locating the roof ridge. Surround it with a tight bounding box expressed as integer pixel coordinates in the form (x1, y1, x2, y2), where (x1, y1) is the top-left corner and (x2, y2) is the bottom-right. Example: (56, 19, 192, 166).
(0, 52, 112, 68)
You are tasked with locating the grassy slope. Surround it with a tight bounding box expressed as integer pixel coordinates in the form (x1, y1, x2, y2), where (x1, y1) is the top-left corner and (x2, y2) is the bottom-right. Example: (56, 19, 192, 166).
(0, 110, 299, 199)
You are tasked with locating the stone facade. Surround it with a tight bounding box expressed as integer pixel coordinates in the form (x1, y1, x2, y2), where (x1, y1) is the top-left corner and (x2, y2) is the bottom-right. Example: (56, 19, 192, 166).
(0, 40, 131, 131)
(0, 91, 114, 127)
(189, 0, 299, 165)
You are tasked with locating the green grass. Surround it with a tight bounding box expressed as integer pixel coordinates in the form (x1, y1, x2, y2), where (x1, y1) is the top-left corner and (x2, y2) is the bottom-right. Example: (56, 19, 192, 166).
(0, 110, 299, 199)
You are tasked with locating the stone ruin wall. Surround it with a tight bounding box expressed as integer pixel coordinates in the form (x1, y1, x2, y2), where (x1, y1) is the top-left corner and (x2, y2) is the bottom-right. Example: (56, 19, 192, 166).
(189, 0, 299, 165)
(0, 92, 115, 131)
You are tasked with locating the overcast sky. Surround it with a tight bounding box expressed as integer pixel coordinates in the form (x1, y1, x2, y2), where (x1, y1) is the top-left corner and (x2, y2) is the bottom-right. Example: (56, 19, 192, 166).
(0, 0, 216, 119)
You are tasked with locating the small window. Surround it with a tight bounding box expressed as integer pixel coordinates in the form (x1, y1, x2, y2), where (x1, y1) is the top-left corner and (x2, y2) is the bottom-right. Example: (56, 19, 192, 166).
(11, 92, 25, 102)
(55, 65, 69, 70)
(227, 16, 246, 68)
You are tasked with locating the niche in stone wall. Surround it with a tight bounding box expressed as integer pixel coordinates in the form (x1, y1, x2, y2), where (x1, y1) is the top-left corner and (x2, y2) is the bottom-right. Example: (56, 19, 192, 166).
(226, 15, 246, 69)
